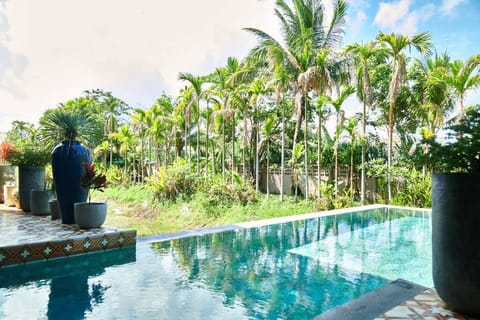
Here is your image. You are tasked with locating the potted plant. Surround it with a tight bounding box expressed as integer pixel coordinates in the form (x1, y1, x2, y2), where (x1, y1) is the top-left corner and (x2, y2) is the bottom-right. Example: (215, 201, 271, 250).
(40, 109, 95, 224)
(422, 106, 480, 317)
(74, 161, 107, 229)
(5, 142, 50, 212)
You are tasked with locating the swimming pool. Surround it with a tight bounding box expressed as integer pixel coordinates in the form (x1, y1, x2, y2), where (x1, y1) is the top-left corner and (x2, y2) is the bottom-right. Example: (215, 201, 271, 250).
(0, 207, 431, 319)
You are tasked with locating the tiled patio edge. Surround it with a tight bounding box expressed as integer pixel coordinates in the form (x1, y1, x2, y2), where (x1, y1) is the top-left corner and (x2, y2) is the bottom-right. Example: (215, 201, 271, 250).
(0, 230, 136, 267)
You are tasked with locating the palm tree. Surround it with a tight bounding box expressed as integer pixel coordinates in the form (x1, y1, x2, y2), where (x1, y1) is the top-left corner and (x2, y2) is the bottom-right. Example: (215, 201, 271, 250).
(249, 78, 268, 191)
(260, 114, 277, 197)
(245, 0, 348, 199)
(343, 41, 385, 204)
(178, 72, 205, 174)
(376, 31, 432, 203)
(410, 52, 454, 134)
(325, 85, 355, 196)
(344, 116, 359, 193)
(315, 95, 330, 197)
(110, 125, 135, 180)
(176, 86, 195, 161)
(131, 108, 149, 182)
(443, 53, 480, 120)
(85, 89, 130, 166)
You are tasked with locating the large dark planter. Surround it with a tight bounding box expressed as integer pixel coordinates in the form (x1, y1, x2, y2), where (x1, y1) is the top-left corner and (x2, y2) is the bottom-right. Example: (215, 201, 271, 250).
(18, 166, 45, 212)
(432, 173, 480, 317)
(52, 141, 91, 224)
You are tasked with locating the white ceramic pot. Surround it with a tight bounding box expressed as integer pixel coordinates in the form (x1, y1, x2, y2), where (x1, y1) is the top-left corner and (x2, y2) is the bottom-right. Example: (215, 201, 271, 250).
(74, 202, 107, 229)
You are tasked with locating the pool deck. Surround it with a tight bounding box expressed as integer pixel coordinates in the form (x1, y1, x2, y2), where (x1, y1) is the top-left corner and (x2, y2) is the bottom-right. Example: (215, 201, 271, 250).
(0, 204, 136, 268)
(0, 204, 476, 319)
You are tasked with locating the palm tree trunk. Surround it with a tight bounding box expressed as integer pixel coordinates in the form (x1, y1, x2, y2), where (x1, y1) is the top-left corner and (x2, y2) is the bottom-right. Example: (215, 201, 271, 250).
(205, 111, 210, 178)
(196, 114, 200, 175)
(350, 140, 354, 193)
(317, 114, 322, 198)
(266, 140, 270, 197)
(231, 113, 235, 185)
(361, 100, 366, 204)
(222, 121, 225, 183)
(255, 104, 260, 192)
(280, 96, 285, 202)
(304, 92, 309, 200)
(387, 100, 394, 203)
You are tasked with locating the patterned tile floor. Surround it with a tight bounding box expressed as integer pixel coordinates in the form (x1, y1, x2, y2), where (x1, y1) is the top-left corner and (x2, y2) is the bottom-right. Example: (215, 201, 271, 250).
(1, 206, 121, 246)
(377, 289, 478, 320)
(0, 204, 136, 267)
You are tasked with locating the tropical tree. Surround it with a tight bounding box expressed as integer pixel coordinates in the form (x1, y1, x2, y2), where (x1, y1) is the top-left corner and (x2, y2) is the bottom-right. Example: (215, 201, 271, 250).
(376, 31, 432, 202)
(178, 72, 206, 174)
(315, 95, 330, 197)
(84, 89, 130, 166)
(325, 85, 355, 196)
(344, 116, 359, 193)
(343, 41, 385, 204)
(245, 0, 348, 199)
(410, 52, 454, 134)
(110, 125, 135, 180)
(260, 114, 278, 197)
(443, 53, 480, 120)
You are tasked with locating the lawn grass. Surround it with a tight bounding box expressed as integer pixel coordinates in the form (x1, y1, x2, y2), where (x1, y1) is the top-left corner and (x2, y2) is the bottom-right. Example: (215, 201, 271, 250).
(97, 185, 325, 236)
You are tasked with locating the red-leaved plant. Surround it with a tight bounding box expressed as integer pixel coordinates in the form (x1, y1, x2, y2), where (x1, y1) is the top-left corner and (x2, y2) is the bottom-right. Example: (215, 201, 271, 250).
(0, 141, 13, 164)
(81, 161, 107, 203)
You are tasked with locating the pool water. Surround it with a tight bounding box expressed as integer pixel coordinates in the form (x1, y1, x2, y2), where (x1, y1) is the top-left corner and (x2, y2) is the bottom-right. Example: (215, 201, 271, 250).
(0, 207, 431, 319)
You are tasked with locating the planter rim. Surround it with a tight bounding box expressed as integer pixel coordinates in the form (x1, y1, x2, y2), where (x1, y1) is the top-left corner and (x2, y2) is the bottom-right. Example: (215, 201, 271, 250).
(432, 172, 480, 176)
(74, 202, 107, 206)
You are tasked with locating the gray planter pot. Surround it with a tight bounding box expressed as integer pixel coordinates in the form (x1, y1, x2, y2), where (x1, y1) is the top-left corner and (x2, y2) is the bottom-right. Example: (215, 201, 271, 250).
(18, 166, 45, 212)
(49, 199, 60, 220)
(74, 202, 107, 229)
(30, 189, 53, 215)
(432, 173, 480, 317)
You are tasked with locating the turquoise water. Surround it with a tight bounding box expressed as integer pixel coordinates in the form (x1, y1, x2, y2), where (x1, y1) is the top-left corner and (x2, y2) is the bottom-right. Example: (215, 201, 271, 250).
(0, 208, 431, 319)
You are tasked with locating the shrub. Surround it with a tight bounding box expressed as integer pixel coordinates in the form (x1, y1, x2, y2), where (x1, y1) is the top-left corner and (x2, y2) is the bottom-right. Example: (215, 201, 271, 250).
(146, 159, 198, 202)
(196, 174, 257, 217)
(102, 165, 130, 187)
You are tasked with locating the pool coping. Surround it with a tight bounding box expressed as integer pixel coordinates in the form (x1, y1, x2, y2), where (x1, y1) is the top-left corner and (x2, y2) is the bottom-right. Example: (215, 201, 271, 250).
(314, 279, 427, 320)
(138, 204, 431, 244)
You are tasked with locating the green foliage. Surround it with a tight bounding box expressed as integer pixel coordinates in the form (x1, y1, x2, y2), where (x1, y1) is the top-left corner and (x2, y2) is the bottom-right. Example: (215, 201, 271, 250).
(196, 174, 257, 218)
(314, 181, 355, 210)
(39, 108, 98, 149)
(390, 168, 431, 208)
(365, 159, 431, 207)
(103, 165, 130, 187)
(146, 159, 198, 202)
(6, 141, 50, 167)
(421, 106, 480, 173)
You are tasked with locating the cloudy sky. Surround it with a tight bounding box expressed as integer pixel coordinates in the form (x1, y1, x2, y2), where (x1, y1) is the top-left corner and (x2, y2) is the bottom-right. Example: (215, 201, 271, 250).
(0, 0, 479, 132)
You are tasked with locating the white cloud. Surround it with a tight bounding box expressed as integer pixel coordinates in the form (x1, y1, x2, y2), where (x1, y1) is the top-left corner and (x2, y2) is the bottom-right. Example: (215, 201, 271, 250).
(346, 10, 367, 38)
(440, 0, 467, 16)
(373, 1, 436, 35)
(0, 0, 279, 132)
(374, 0, 411, 29)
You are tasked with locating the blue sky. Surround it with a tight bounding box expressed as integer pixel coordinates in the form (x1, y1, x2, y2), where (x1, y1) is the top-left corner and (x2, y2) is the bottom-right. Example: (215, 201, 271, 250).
(0, 0, 479, 132)
(344, 0, 480, 61)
